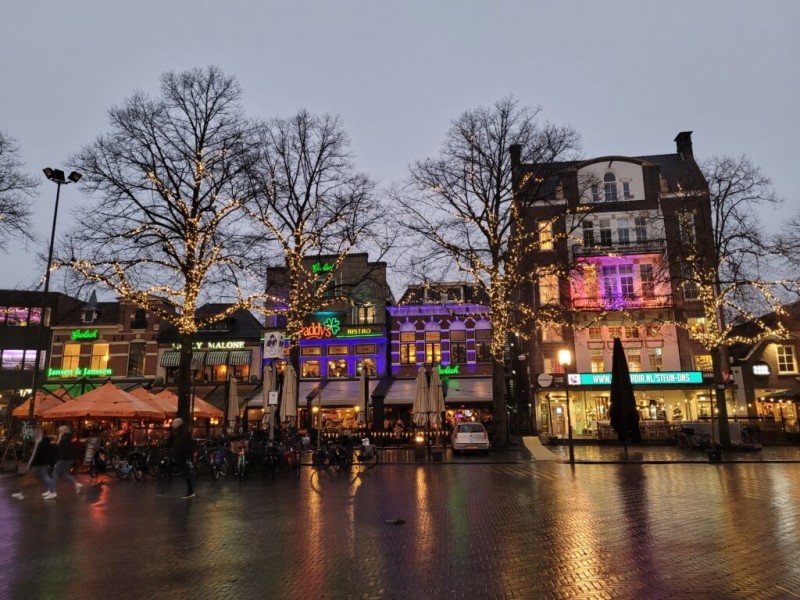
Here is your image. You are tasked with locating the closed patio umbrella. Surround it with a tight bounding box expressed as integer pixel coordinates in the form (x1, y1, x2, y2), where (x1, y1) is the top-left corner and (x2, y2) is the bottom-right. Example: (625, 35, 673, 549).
(412, 367, 429, 427)
(428, 368, 445, 426)
(227, 376, 240, 433)
(609, 337, 641, 453)
(279, 364, 297, 423)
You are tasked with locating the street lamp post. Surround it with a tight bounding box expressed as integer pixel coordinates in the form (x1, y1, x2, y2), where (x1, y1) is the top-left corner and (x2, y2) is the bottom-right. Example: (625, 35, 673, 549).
(558, 348, 575, 464)
(27, 169, 81, 424)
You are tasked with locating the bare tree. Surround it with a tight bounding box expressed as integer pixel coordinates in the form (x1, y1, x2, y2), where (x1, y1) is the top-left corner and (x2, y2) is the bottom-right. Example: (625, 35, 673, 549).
(0, 131, 38, 251)
(395, 97, 582, 446)
(667, 155, 787, 446)
(62, 66, 261, 421)
(245, 110, 384, 409)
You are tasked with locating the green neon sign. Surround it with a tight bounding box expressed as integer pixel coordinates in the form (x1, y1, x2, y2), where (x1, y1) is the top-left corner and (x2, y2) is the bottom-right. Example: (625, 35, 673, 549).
(71, 329, 98, 341)
(48, 367, 113, 378)
(569, 371, 703, 386)
(438, 364, 460, 376)
(311, 262, 335, 273)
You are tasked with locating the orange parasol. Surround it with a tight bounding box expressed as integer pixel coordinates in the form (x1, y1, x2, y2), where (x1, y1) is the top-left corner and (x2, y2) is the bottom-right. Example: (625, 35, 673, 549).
(153, 390, 222, 420)
(129, 387, 177, 416)
(41, 381, 166, 420)
(13, 390, 71, 419)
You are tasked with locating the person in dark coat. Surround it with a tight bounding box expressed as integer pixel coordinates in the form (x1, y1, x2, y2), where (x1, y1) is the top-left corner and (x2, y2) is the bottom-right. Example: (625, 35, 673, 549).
(11, 428, 54, 500)
(168, 418, 195, 498)
(51, 425, 83, 496)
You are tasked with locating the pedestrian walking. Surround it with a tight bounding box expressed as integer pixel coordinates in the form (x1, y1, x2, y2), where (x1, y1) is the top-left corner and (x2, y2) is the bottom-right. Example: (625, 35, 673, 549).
(51, 425, 84, 497)
(11, 428, 55, 500)
(167, 418, 195, 499)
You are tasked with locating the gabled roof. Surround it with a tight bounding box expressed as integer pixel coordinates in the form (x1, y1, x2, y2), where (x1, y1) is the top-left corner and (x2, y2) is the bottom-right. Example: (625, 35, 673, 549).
(158, 304, 264, 342)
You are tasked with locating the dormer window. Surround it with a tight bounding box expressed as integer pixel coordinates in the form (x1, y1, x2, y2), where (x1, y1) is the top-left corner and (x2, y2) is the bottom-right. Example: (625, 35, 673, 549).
(82, 309, 96, 324)
(603, 172, 618, 202)
(131, 309, 147, 330)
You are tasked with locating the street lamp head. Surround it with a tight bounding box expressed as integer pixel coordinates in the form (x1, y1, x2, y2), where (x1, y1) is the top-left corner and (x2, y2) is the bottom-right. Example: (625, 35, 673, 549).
(68, 171, 82, 183)
(43, 168, 66, 183)
(558, 349, 572, 367)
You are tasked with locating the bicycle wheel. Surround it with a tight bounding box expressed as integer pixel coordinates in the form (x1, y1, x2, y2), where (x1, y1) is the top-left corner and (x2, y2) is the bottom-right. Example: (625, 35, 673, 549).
(132, 456, 147, 481)
(361, 447, 379, 469)
(115, 460, 131, 480)
(88, 457, 98, 479)
(311, 449, 329, 470)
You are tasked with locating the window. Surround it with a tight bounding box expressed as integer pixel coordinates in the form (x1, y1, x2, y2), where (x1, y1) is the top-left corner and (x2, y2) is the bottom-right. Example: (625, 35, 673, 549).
(301, 346, 322, 356)
(626, 350, 642, 372)
(450, 330, 466, 342)
(356, 304, 375, 325)
(90, 342, 109, 371)
(776, 345, 797, 373)
(603, 172, 618, 202)
(475, 329, 492, 341)
(4, 307, 29, 326)
(687, 317, 706, 335)
(602, 266, 618, 298)
(399, 331, 416, 365)
(425, 342, 441, 364)
(599, 219, 612, 245)
(640, 264, 655, 297)
(617, 218, 630, 245)
(63, 343, 81, 371)
(607, 326, 622, 340)
(582, 221, 595, 246)
(127, 342, 146, 377)
(588, 327, 602, 340)
(357, 358, 377, 376)
(539, 220, 554, 251)
(538, 273, 559, 305)
(301, 360, 321, 378)
(584, 264, 598, 299)
(327, 359, 348, 378)
(634, 217, 648, 242)
(475, 342, 491, 362)
(591, 185, 600, 203)
(624, 326, 639, 339)
(542, 325, 563, 342)
(425, 331, 441, 342)
(450, 342, 467, 363)
(355, 344, 376, 355)
(1, 350, 24, 370)
(590, 350, 604, 373)
(131, 309, 147, 330)
(622, 181, 633, 200)
(648, 348, 663, 371)
(646, 324, 661, 338)
(328, 345, 348, 356)
(693, 354, 713, 371)
(542, 353, 563, 374)
(683, 279, 699, 301)
(619, 265, 634, 297)
(680, 212, 696, 243)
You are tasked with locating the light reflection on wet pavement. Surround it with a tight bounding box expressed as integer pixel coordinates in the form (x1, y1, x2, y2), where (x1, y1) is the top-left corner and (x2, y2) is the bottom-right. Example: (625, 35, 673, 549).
(1, 461, 799, 599)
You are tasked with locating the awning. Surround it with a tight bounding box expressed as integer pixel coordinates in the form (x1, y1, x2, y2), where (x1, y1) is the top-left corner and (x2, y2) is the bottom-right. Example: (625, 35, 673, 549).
(444, 377, 493, 404)
(206, 351, 229, 366)
(299, 380, 378, 407)
(228, 350, 252, 365)
(763, 387, 800, 401)
(191, 352, 206, 367)
(384, 379, 418, 405)
(160, 351, 181, 367)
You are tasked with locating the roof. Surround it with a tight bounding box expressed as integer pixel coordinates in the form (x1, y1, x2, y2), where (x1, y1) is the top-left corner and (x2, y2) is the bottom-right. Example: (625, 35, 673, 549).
(729, 301, 800, 361)
(54, 301, 121, 326)
(158, 303, 264, 342)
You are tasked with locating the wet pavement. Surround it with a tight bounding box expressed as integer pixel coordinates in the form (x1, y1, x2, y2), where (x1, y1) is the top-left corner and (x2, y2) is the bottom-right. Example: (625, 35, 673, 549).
(2, 458, 800, 600)
(542, 442, 800, 463)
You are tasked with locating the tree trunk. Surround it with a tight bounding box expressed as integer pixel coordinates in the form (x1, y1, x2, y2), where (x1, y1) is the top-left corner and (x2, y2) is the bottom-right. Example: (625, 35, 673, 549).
(492, 358, 509, 447)
(177, 332, 193, 423)
(712, 347, 732, 447)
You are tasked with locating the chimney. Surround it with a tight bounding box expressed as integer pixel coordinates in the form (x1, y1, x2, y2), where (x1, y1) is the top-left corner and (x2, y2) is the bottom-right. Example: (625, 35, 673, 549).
(509, 144, 521, 168)
(674, 131, 694, 160)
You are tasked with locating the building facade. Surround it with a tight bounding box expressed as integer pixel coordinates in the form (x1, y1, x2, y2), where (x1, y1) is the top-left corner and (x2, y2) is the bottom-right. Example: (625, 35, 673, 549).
(515, 132, 730, 439)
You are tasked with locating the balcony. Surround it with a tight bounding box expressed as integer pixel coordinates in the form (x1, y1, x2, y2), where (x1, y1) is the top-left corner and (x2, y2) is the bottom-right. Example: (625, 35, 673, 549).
(573, 239, 666, 258)
(571, 294, 673, 311)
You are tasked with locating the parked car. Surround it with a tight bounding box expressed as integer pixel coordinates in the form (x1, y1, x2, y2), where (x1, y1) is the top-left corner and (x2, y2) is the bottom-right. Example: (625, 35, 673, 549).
(452, 422, 490, 455)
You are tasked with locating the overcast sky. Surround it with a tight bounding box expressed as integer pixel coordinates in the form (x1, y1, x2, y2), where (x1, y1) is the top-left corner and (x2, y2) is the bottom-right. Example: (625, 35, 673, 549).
(2, 0, 798, 297)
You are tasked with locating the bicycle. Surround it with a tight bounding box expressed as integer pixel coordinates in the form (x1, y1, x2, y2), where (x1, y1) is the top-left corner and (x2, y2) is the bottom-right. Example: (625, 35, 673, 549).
(195, 439, 229, 480)
(676, 426, 714, 451)
(350, 437, 379, 469)
(230, 438, 248, 480)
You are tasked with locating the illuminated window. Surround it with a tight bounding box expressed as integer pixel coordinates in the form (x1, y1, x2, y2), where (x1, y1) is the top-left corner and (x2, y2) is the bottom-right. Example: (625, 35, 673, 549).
(538, 273, 559, 305)
(301, 346, 322, 356)
(542, 325, 563, 342)
(328, 345, 348, 356)
(693, 354, 713, 371)
(127, 342, 146, 377)
(327, 359, 348, 378)
(1, 350, 24, 370)
(584, 264, 598, 298)
(425, 331, 441, 342)
(603, 172, 618, 202)
(475, 342, 491, 362)
(355, 344, 376, 355)
(91, 342, 109, 370)
(475, 329, 492, 341)
(301, 361, 321, 378)
(648, 348, 663, 371)
(619, 265, 635, 297)
(425, 343, 441, 364)
(539, 220, 554, 251)
(63, 343, 81, 371)
(590, 350, 604, 373)
(400, 332, 415, 343)
(400, 343, 416, 365)
(640, 264, 655, 297)
(776, 345, 797, 373)
(626, 350, 642, 372)
(588, 327, 602, 340)
(450, 330, 466, 342)
(607, 326, 622, 340)
(356, 304, 375, 325)
(624, 326, 639, 339)
(357, 358, 377, 376)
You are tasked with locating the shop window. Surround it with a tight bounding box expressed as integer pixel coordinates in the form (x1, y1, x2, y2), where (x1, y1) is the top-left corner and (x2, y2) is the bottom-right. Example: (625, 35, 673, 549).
(355, 344, 376, 355)
(588, 327, 602, 340)
(127, 341, 146, 377)
(626, 350, 642, 372)
(232, 363, 250, 382)
(328, 345, 348, 356)
(24, 350, 39, 370)
(327, 359, 348, 378)
(211, 364, 228, 383)
(776, 345, 797, 373)
(476, 342, 491, 363)
(624, 326, 639, 339)
(590, 350, 604, 373)
(301, 361, 321, 378)
(357, 358, 377, 377)
(425, 343, 441, 364)
(693, 354, 713, 372)
(1, 349, 24, 370)
(400, 343, 416, 365)
(91, 342, 110, 370)
(450, 342, 467, 364)
(301, 346, 322, 356)
(63, 343, 81, 371)
(648, 348, 663, 371)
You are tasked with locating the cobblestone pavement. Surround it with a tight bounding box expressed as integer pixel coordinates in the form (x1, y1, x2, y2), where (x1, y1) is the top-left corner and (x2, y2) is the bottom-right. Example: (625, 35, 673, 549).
(2, 459, 800, 600)
(544, 442, 800, 463)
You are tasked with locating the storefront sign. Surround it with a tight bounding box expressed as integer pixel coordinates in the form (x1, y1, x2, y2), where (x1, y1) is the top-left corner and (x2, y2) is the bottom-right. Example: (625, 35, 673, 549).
(311, 261, 336, 273)
(569, 371, 703, 386)
(48, 367, 113, 378)
(438, 364, 460, 376)
(301, 317, 341, 339)
(71, 329, 98, 341)
(537, 373, 554, 388)
(172, 341, 246, 350)
(752, 362, 771, 376)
